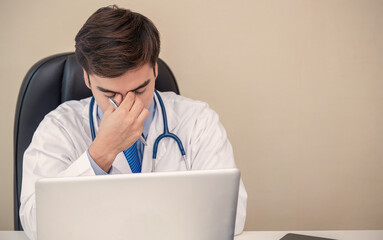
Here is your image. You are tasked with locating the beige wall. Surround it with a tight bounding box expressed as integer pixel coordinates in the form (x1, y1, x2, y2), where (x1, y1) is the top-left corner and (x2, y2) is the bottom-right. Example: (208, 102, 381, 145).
(1, 0, 382, 231)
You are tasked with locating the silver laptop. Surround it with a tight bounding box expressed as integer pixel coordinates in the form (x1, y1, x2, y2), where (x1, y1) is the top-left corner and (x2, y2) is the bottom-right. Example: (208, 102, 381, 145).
(35, 168, 240, 240)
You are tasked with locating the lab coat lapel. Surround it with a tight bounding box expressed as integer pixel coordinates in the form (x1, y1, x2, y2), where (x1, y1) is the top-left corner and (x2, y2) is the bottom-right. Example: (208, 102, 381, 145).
(83, 97, 100, 141)
(141, 95, 165, 172)
(141, 126, 162, 173)
(141, 92, 179, 172)
(82, 97, 94, 144)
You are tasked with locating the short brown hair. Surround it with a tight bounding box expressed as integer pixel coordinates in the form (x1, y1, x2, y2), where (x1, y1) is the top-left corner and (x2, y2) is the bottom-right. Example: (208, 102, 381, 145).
(75, 5, 160, 78)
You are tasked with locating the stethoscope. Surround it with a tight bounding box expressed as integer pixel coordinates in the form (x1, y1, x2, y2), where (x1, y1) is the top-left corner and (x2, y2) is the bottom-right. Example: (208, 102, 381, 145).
(89, 90, 189, 171)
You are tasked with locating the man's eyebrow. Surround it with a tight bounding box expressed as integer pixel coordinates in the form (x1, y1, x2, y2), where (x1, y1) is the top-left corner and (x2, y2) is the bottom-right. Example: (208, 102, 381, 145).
(131, 79, 150, 92)
(96, 79, 151, 94)
(96, 86, 117, 94)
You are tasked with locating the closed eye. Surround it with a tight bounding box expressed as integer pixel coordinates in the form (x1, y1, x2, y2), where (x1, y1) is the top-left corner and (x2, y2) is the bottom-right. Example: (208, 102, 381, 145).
(104, 93, 116, 98)
(135, 89, 146, 95)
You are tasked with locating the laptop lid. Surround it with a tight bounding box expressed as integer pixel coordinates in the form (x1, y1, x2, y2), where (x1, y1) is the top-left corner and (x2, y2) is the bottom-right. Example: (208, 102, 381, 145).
(35, 168, 240, 240)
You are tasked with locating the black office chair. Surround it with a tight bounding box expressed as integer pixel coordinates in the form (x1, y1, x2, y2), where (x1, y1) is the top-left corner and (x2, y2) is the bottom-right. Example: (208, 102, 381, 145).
(13, 52, 179, 230)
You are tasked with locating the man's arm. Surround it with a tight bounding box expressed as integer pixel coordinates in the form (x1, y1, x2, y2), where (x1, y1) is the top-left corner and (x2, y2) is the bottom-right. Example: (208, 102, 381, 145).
(20, 113, 96, 240)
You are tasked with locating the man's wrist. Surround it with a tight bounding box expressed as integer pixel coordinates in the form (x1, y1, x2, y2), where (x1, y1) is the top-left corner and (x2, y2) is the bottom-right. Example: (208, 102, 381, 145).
(88, 140, 117, 172)
(86, 150, 109, 175)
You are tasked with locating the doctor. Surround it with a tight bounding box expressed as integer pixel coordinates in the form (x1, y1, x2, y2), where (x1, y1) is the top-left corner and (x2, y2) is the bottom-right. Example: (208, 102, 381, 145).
(20, 5, 247, 240)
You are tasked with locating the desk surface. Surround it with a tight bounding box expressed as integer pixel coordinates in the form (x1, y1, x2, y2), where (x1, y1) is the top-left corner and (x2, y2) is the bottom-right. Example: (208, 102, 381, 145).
(1, 230, 382, 240)
(237, 230, 383, 239)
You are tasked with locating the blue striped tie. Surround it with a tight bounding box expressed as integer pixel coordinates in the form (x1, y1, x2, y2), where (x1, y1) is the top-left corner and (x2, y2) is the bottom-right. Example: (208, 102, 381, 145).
(123, 141, 141, 173)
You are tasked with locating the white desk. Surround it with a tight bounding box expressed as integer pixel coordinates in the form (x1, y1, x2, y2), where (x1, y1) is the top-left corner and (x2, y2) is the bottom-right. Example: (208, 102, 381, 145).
(237, 230, 383, 239)
(1, 230, 382, 239)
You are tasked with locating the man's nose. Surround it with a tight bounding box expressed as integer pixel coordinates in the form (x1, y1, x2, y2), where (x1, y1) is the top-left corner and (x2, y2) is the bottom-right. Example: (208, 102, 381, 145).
(113, 92, 136, 106)
(113, 93, 123, 106)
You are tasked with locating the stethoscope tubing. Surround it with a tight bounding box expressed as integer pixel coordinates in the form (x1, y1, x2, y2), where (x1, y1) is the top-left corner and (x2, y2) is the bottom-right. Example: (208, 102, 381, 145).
(89, 97, 96, 140)
(152, 90, 186, 159)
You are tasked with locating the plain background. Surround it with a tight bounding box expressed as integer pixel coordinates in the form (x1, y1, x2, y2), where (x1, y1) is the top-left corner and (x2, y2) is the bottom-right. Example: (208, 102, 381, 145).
(0, 0, 382, 231)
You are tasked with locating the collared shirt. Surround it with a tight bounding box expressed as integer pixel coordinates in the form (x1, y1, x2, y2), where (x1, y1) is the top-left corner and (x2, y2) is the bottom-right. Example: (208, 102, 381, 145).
(87, 98, 156, 175)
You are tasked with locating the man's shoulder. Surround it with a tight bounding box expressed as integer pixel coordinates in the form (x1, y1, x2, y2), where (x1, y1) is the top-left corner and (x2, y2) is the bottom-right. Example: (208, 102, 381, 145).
(159, 91, 209, 110)
(44, 97, 91, 123)
(159, 91, 217, 121)
(30, 97, 92, 142)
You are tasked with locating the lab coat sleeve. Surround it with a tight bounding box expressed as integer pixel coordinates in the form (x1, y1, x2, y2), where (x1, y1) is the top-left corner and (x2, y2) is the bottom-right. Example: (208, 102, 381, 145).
(188, 105, 247, 235)
(20, 115, 95, 240)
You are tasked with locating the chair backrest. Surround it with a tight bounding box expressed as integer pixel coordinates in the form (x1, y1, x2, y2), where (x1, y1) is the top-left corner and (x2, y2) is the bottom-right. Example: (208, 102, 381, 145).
(13, 52, 180, 230)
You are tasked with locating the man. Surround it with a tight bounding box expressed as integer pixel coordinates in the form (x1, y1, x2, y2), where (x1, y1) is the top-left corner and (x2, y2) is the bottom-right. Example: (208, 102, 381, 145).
(20, 5, 247, 239)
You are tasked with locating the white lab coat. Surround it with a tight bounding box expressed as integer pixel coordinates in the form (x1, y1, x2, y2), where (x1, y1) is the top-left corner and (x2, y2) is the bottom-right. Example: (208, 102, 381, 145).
(20, 91, 247, 240)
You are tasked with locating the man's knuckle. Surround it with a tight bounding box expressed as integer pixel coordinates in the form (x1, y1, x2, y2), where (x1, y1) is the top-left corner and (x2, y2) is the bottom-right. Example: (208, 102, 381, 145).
(137, 101, 144, 109)
(119, 107, 127, 115)
(125, 116, 134, 125)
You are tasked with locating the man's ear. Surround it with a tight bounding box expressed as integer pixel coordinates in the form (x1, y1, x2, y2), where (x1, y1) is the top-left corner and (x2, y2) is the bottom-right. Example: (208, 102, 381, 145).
(83, 68, 91, 89)
(154, 62, 158, 79)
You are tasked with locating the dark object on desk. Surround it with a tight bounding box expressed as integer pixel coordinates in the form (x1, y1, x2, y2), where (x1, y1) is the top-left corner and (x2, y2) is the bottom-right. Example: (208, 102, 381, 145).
(281, 233, 337, 240)
(14, 52, 180, 230)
